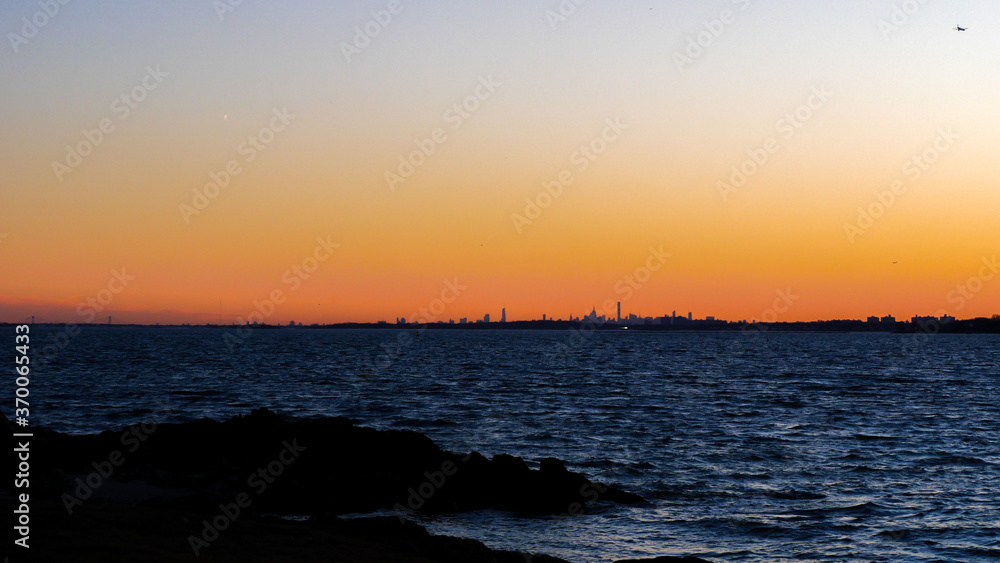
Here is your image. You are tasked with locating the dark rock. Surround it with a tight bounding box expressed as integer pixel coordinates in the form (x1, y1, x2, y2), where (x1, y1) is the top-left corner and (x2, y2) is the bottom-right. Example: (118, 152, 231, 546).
(540, 457, 569, 474)
(8, 497, 573, 563)
(8, 408, 643, 519)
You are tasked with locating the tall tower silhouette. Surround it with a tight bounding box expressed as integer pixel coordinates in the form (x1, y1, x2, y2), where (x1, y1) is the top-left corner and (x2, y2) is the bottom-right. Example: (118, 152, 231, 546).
(501, 307, 506, 323)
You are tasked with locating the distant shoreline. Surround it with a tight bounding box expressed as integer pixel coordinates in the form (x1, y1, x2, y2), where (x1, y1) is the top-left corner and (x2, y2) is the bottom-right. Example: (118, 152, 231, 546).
(4, 318, 1000, 333)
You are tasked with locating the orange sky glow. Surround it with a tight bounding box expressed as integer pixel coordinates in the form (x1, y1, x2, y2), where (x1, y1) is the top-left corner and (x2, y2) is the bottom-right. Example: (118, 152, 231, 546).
(1, 1, 998, 325)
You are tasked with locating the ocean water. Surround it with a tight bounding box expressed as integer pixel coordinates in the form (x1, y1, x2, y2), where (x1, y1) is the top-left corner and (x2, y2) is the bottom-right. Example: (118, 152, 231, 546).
(22, 325, 1000, 562)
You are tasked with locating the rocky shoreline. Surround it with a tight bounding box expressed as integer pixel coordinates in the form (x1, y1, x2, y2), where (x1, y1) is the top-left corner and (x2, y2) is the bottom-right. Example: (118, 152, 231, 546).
(2, 409, 712, 562)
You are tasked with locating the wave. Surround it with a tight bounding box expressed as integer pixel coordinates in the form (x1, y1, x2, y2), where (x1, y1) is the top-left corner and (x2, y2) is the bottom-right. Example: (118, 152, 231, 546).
(390, 417, 458, 428)
(791, 501, 889, 519)
(917, 454, 993, 467)
(760, 489, 827, 500)
(854, 433, 899, 441)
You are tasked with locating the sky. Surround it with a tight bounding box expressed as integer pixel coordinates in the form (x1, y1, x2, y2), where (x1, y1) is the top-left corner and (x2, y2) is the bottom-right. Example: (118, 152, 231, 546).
(1, 0, 998, 325)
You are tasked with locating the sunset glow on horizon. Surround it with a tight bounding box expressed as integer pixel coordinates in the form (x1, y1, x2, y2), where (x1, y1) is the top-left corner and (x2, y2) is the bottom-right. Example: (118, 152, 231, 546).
(2, 0, 999, 325)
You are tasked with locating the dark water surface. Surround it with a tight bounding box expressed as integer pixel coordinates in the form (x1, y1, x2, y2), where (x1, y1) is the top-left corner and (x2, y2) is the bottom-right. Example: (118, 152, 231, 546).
(23, 326, 1000, 562)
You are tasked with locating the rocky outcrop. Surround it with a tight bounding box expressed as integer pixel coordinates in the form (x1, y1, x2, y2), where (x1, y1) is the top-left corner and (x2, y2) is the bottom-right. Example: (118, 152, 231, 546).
(4, 498, 572, 563)
(7, 408, 642, 518)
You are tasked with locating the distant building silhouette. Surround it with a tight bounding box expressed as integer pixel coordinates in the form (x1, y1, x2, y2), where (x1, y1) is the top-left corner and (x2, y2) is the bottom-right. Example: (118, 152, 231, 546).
(484, 313, 490, 323)
(913, 314, 955, 326)
(501, 308, 506, 323)
(584, 307, 606, 324)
